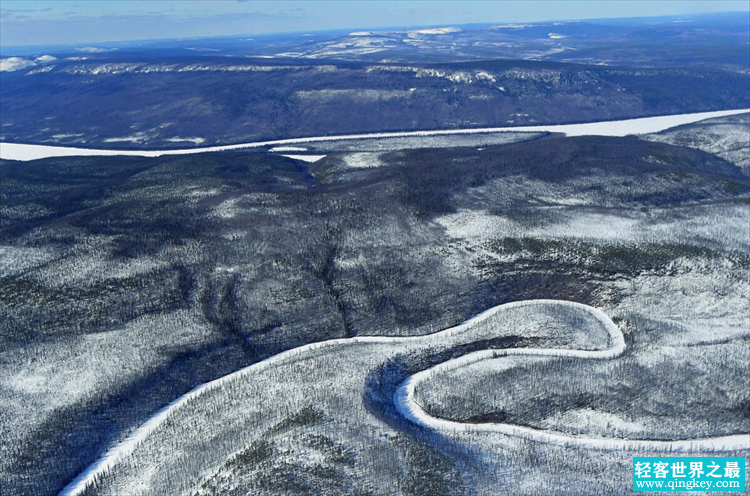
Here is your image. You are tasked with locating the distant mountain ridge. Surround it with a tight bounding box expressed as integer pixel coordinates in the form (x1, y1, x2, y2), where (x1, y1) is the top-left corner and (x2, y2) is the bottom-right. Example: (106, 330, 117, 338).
(1, 56, 748, 149)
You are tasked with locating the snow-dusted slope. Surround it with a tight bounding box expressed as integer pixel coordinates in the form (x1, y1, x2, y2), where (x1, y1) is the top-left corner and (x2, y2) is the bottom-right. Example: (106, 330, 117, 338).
(642, 112, 750, 177)
(3, 109, 748, 162)
(395, 301, 748, 452)
(60, 299, 749, 496)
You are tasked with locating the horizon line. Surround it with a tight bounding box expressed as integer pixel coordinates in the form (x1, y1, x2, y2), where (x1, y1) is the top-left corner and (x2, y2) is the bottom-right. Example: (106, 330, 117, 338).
(1, 9, 747, 51)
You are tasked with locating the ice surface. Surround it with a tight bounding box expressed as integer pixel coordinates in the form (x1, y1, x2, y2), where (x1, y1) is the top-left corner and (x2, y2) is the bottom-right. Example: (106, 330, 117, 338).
(2, 109, 747, 162)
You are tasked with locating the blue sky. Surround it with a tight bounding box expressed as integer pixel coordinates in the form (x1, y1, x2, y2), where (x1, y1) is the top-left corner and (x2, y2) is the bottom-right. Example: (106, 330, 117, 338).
(1, 1, 748, 47)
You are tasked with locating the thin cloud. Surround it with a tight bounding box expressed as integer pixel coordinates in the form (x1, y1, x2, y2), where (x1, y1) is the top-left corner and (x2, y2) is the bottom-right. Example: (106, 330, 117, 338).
(1, 7, 52, 13)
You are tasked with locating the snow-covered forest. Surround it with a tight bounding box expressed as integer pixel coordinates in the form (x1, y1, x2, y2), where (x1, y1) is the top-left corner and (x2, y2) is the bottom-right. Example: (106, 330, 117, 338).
(2, 113, 748, 494)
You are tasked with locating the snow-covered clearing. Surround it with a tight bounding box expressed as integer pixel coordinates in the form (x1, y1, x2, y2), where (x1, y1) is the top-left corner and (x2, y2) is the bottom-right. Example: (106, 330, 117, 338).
(339, 152, 385, 169)
(59, 299, 749, 496)
(2, 109, 747, 161)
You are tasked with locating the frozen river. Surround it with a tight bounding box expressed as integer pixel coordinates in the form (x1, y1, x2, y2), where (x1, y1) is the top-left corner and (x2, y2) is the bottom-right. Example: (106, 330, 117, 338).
(1, 108, 748, 162)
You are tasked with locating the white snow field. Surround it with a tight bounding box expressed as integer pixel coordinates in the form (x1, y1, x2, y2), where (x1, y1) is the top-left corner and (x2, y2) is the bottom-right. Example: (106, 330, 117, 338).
(2, 108, 748, 162)
(278, 154, 327, 163)
(60, 299, 749, 496)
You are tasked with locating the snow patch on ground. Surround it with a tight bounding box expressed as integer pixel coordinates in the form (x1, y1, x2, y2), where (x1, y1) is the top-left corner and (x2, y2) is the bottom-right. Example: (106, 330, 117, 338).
(542, 409, 645, 436)
(0, 245, 56, 278)
(437, 202, 750, 251)
(211, 197, 243, 219)
(340, 152, 384, 169)
(51, 133, 84, 140)
(165, 137, 206, 145)
(436, 210, 520, 239)
(103, 133, 151, 144)
(280, 154, 326, 163)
